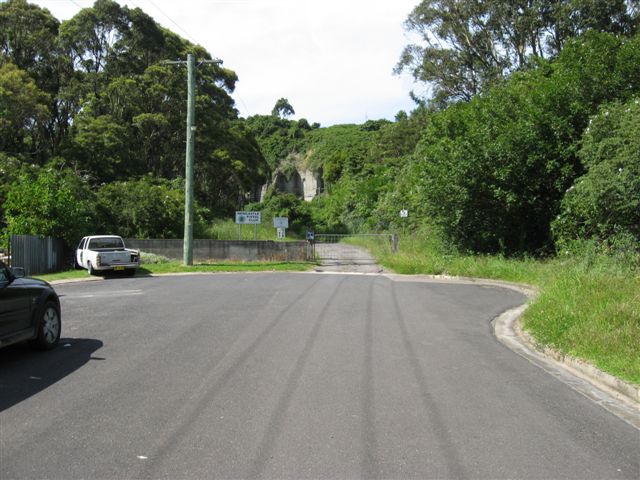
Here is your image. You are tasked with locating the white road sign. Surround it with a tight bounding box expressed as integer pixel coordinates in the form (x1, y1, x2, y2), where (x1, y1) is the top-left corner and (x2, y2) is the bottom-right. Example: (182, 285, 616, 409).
(273, 217, 289, 229)
(235, 211, 261, 224)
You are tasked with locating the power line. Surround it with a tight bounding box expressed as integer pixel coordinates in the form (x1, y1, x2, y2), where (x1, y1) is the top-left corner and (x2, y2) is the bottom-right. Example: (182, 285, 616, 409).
(145, 0, 199, 46)
(68, 0, 86, 9)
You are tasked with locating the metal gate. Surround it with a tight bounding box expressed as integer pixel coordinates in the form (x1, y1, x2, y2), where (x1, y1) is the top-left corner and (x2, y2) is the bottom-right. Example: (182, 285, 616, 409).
(311, 233, 397, 264)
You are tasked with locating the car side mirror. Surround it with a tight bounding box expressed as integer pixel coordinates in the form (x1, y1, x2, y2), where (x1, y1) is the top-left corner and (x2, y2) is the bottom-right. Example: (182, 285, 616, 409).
(10, 267, 25, 278)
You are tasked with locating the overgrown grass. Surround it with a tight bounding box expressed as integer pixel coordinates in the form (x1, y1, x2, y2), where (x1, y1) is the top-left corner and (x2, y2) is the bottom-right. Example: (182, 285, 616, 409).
(199, 219, 302, 241)
(353, 230, 640, 385)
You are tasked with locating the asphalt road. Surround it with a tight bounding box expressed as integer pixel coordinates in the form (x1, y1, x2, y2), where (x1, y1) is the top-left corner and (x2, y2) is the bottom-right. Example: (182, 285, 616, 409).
(0, 273, 638, 479)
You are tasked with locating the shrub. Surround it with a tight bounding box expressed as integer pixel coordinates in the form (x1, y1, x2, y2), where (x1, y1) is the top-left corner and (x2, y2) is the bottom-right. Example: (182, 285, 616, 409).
(96, 176, 189, 239)
(553, 98, 640, 247)
(3, 164, 96, 247)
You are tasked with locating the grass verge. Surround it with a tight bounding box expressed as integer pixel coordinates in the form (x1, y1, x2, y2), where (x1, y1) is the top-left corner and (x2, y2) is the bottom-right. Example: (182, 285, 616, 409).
(35, 260, 315, 283)
(353, 232, 640, 385)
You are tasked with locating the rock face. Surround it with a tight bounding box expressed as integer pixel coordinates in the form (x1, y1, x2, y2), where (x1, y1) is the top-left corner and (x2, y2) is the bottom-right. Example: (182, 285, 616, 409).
(262, 168, 323, 202)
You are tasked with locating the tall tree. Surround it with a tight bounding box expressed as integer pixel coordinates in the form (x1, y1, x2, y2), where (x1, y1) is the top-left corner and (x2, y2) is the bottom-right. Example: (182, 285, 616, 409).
(0, 63, 50, 159)
(0, 0, 59, 92)
(272, 98, 295, 118)
(396, 0, 638, 107)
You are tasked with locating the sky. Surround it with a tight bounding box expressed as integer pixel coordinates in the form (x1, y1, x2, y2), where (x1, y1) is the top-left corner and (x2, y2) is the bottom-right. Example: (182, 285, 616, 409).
(32, 0, 421, 126)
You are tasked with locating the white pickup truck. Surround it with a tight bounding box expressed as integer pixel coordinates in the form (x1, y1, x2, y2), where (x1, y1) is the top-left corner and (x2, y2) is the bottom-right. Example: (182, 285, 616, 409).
(76, 235, 140, 276)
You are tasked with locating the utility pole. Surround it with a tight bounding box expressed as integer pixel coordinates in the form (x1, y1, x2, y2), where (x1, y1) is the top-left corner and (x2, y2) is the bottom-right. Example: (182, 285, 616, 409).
(164, 55, 220, 265)
(184, 54, 196, 266)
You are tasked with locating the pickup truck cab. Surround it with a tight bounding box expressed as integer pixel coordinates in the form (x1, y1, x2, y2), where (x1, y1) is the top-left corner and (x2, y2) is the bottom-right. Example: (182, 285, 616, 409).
(76, 235, 139, 276)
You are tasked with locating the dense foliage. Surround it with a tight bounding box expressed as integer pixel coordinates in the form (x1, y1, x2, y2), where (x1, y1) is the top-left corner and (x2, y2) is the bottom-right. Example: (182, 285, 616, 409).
(3, 0, 639, 263)
(553, 98, 640, 248)
(1, 0, 268, 245)
(245, 29, 640, 257)
(396, 0, 638, 107)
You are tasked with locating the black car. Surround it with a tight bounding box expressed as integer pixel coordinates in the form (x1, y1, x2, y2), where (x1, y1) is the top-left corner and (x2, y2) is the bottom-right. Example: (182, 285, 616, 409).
(0, 261, 61, 350)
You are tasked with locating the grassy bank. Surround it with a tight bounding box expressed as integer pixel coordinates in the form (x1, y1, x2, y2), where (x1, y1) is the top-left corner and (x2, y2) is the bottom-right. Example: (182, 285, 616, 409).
(354, 232, 640, 385)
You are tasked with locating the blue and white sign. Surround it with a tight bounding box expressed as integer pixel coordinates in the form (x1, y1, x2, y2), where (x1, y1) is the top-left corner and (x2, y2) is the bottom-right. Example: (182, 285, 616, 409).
(235, 211, 261, 224)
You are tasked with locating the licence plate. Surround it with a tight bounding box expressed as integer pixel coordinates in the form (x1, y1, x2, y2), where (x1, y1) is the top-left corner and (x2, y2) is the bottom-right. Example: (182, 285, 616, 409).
(113, 266, 125, 271)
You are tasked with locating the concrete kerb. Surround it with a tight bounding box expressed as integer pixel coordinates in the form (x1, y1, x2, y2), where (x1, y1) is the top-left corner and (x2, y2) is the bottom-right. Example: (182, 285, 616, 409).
(383, 272, 640, 429)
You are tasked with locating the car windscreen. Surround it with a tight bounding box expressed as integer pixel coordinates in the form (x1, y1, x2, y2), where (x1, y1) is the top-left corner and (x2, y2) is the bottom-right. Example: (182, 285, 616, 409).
(88, 238, 124, 249)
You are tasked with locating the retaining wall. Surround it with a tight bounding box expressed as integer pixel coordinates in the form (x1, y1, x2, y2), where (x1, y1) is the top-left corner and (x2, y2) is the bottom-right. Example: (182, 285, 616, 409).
(125, 239, 310, 262)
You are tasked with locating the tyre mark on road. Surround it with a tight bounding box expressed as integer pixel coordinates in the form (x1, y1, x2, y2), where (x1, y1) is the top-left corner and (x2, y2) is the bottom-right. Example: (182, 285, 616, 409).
(390, 281, 467, 479)
(246, 276, 348, 479)
(141, 275, 325, 478)
(361, 278, 380, 479)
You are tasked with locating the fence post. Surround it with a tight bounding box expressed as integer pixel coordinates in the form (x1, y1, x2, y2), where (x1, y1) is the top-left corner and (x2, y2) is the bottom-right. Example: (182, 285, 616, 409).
(391, 233, 399, 253)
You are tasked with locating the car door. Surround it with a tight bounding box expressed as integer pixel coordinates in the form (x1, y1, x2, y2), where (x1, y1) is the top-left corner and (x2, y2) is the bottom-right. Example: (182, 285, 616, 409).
(76, 237, 87, 267)
(0, 264, 31, 336)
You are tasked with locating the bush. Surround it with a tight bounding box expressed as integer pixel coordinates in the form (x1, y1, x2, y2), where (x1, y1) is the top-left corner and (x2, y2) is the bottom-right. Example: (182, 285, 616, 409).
(140, 251, 171, 264)
(246, 193, 313, 235)
(3, 164, 96, 247)
(96, 176, 191, 239)
(553, 99, 640, 247)
(411, 32, 640, 255)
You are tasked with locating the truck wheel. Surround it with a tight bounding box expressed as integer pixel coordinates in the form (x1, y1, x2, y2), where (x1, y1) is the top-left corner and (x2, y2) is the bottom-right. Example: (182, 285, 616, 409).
(30, 301, 61, 350)
(125, 268, 136, 277)
(87, 261, 95, 275)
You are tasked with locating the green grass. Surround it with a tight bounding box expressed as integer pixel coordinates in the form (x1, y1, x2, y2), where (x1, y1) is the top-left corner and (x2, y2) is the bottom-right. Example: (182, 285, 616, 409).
(34, 260, 315, 283)
(138, 260, 313, 274)
(352, 231, 640, 385)
(199, 219, 302, 241)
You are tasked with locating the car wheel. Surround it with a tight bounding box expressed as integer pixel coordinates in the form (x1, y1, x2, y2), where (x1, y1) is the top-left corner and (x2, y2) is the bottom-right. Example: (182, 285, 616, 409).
(87, 261, 95, 275)
(30, 301, 61, 350)
(125, 268, 136, 277)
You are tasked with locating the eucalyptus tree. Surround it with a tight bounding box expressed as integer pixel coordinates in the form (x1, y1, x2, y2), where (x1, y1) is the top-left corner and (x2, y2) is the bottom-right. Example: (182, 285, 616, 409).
(272, 98, 295, 118)
(396, 0, 638, 107)
(0, 0, 59, 93)
(0, 63, 50, 161)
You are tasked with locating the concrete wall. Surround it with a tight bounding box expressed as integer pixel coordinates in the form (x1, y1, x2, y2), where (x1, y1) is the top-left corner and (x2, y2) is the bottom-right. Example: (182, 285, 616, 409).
(125, 239, 310, 262)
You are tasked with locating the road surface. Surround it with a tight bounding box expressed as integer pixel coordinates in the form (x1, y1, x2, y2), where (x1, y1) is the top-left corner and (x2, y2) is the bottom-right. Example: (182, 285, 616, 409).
(0, 273, 637, 479)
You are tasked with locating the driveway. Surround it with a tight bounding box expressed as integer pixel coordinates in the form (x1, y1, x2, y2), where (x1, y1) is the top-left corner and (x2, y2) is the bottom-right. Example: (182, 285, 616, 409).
(314, 242, 382, 273)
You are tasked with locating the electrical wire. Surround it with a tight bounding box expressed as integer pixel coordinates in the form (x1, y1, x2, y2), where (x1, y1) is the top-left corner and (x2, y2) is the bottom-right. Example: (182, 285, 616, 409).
(145, 0, 200, 46)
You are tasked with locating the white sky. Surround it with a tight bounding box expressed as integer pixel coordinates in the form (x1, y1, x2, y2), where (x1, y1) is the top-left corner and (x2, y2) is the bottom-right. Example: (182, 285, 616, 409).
(33, 0, 420, 126)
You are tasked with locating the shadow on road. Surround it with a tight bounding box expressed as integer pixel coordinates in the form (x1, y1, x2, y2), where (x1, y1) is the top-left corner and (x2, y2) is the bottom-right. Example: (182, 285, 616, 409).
(0, 338, 103, 412)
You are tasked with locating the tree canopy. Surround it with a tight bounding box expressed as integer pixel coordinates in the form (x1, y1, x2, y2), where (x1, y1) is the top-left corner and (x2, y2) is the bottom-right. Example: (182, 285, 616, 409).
(1, 0, 269, 244)
(271, 97, 295, 118)
(396, 0, 639, 107)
